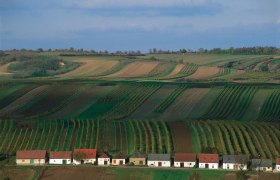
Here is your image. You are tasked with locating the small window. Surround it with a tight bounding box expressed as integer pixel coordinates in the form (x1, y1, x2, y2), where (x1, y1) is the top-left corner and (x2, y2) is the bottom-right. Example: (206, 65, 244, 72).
(22, 160, 25, 162)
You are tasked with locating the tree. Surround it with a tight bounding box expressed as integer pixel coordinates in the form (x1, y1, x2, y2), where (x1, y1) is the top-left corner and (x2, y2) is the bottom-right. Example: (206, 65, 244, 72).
(74, 152, 87, 161)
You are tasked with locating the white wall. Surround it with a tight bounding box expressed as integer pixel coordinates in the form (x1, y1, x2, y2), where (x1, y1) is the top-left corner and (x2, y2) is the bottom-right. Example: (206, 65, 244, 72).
(16, 159, 46, 165)
(73, 159, 96, 165)
(199, 163, 218, 169)
(147, 161, 171, 167)
(112, 159, 126, 165)
(222, 163, 247, 170)
(174, 161, 195, 168)
(254, 167, 273, 172)
(98, 158, 111, 166)
(276, 165, 280, 171)
(49, 159, 71, 165)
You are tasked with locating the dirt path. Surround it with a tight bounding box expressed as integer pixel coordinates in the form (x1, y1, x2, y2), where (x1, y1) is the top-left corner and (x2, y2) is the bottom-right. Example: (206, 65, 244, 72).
(169, 122, 193, 153)
(0, 62, 15, 75)
(105, 61, 158, 78)
(185, 66, 220, 80)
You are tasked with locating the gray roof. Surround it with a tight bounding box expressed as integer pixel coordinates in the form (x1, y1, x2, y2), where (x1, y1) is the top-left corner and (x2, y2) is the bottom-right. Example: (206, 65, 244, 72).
(251, 159, 272, 168)
(130, 153, 146, 158)
(148, 154, 170, 161)
(223, 155, 248, 163)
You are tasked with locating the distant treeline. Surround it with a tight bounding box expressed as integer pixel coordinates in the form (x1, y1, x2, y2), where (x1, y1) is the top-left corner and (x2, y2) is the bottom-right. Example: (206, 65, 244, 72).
(2, 46, 280, 56)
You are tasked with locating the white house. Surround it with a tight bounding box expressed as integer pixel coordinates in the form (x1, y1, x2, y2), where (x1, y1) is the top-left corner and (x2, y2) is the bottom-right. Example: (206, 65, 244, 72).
(112, 152, 126, 165)
(147, 154, 171, 167)
(222, 155, 248, 170)
(73, 149, 96, 165)
(174, 153, 196, 168)
(276, 158, 280, 172)
(251, 159, 273, 172)
(199, 154, 219, 169)
(16, 150, 46, 165)
(98, 153, 110, 166)
(49, 151, 72, 165)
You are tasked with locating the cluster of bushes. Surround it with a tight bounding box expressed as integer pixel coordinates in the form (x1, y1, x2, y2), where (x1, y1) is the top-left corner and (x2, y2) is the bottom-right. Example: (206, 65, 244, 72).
(7, 55, 80, 78)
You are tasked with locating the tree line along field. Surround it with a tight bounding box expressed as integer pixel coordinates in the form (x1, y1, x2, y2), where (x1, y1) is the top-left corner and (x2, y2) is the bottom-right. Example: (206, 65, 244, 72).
(0, 119, 278, 159)
(1, 82, 280, 122)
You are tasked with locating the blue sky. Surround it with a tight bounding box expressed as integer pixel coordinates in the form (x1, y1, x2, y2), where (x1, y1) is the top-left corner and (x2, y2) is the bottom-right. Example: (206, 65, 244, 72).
(1, 0, 280, 51)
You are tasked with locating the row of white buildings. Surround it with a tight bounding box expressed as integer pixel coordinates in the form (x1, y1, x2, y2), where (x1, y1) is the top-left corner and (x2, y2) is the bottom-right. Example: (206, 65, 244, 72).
(16, 149, 280, 172)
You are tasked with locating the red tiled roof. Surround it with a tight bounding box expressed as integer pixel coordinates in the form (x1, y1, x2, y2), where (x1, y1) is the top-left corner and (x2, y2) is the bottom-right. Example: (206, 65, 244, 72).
(74, 149, 96, 159)
(50, 151, 72, 159)
(99, 153, 109, 158)
(174, 153, 196, 162)
(276, 158, 280, 165)
(199, 154, 219, 163)
(16, 150, 46, 159)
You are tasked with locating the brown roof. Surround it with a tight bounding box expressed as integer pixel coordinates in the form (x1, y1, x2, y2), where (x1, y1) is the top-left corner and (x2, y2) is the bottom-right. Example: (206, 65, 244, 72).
(276, 158, 280, 165)
(16, 150, 46, 159)
(174, 153, 196, 162)
(74, 149, 96, 159)
(199, 154, 219, 163)
(50, 151, 72, 159)
(113, 152, 126, 159)
(99, 153, 110, 158)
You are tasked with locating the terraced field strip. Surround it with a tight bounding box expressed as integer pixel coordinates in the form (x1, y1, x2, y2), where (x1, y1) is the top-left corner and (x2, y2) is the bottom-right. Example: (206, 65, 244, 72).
(144, 63, 173, 78)
(94, 61, 131, 77)
(80, 60, 120, 77)
(184, 66, 220, 80)
(148, 63, 177, 79)
(105, 61, 158, 78)
(202, 86, 258, 120)
(259, 90, 280, 121)
(164, 63, 198, 79)
(18, 84, 80, 117)
(165, 64, 185, 78)
(188, 121, 279, 158)
(47, 85, 117, 119)
(103, 85, 160, 120)
(154, 86, 187, 113)
(242, 89, 274, 120)
(232, 71, 280, 83)
(0, 85, 51, 116)
(0, 84, 37, 110)
(0, 84, 27, 102)
(161, 88, 210, 121)
(132, 85, 178, 119)
(169, 122, 193, 153)
(187, 87, 223, 119)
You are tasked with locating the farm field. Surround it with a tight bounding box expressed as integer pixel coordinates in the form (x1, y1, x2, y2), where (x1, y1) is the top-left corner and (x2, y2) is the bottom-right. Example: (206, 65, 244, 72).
(1, 82, 280, 121)
(0, 119, 278, 159)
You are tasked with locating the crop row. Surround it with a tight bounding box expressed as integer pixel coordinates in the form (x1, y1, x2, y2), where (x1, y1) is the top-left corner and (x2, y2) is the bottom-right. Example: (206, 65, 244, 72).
(189, 120, 279, 158)
(0, 119, 173, 156)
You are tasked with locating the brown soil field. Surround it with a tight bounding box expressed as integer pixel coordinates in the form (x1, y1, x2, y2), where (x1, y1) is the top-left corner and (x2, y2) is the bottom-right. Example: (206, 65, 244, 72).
(58, 59, 119, 77)
(165, 64, 185, 78)
(0, 85, 50, 116)
(41, 167, 115, 180)
(132, 85, 178, 118)
(105, 61, 158, 78)
(161, 88, 210, 121)
(46, 85, 117, 119)
(169, 122, 193, 153)
(0, 62, 14, 75)
(0, 168, 35, 180)
(185, 66, 220, 80)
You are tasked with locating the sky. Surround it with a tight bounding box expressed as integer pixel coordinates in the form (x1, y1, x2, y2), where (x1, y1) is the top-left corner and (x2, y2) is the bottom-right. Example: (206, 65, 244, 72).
(1, 0, 280, 51)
